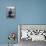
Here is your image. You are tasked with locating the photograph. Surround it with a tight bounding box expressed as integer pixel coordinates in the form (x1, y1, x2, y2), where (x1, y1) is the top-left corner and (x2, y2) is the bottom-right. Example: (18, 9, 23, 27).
(0, 0, 46, 46)
(6, 6, 16, 18)
(18, 25, 46, 46)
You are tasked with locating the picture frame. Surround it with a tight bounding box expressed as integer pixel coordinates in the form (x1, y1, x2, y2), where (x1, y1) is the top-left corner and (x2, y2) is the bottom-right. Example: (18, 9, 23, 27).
(6, 6, 16, 18)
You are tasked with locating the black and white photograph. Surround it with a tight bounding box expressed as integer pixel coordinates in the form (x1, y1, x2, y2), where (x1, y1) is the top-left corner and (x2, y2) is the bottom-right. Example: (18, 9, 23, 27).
(6, 6, 16, 18)
(18, 25, 46, 46)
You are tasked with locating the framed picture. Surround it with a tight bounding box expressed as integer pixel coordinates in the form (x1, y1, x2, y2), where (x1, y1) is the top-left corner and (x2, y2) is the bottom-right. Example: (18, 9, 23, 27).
(6, 6, 16, 18)
(18, 24, 46, 42)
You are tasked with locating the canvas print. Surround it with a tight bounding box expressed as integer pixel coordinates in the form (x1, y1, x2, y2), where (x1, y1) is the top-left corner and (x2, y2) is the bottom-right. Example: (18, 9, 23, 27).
(18, 25, 46, 46)
(6, 6, 16, 18)
(8, 32, 16, 46)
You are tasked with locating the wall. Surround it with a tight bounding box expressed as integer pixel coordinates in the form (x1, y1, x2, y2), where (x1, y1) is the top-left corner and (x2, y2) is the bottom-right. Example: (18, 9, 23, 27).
(0, 0, 46, 44)
(17, 0, 46, 24)
(0, 0, 17, 44)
